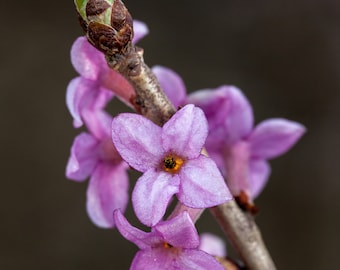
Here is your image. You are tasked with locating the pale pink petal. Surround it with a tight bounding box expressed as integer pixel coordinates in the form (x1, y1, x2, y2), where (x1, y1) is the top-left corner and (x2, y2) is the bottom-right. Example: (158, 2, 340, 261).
(130, 250, 174, 270)
(155, 212, 199, 249)
(66, 132, 99, 181)
(178, 156, 232, 208)
(70, 36, 107, 80)
(66, 77, 113, 128)
(218, 86, 254, 143)
(132, 20, 149, 44)
(249, 118, 306, 159)
(187, 86, 231, 131)
(189, 86, 254, 144)
(112, 113, 164, 172)
(176, 249, 224, 270)
(162, 105, 208, 159)
(86, 163, 129, 228)
(199, 233, 226, 257)
(114, 210, 154, 250)
(248, 159, 271, 199)
(152, 66, 187, 108)
(132, 170, 180, 226)
(82, 110, 112, 140)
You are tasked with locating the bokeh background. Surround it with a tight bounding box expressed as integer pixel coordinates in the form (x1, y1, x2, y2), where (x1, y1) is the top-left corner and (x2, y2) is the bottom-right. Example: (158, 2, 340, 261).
(1, 0, 339, 269)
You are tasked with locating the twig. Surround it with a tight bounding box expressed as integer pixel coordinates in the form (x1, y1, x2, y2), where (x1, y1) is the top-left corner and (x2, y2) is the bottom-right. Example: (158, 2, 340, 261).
(210, 201, 277, 270)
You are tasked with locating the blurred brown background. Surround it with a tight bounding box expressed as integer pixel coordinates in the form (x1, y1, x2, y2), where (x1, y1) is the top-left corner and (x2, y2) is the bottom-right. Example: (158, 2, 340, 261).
(1, 0, 339, 269)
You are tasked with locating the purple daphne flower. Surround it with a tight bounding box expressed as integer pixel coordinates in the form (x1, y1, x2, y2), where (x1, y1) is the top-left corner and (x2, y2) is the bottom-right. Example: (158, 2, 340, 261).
(66, 20, 149, 128)
(112, 104, 232, 226)
(153, 66, 305, 199)
(188, 86, 306, 199)
(114, 210, 224, 270)
(66, 110, 129, 228)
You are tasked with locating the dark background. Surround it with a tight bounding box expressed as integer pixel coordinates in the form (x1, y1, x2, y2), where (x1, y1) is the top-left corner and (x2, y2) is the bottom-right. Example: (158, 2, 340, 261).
(1, 0, 339, 269)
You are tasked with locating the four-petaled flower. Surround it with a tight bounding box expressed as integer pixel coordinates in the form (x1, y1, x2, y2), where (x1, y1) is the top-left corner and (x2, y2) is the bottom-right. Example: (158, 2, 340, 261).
(114, 210, 224, 270)
(153, 66, 306, 199)
(188, 86, 306, 198)
(112, 104, 232, 226)
(66, 110, 129, 228)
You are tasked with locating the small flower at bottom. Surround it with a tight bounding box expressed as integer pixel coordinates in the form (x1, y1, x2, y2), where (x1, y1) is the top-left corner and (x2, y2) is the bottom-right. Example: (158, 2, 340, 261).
(112, 104, 232, 226)
(114, 210, 224, 270)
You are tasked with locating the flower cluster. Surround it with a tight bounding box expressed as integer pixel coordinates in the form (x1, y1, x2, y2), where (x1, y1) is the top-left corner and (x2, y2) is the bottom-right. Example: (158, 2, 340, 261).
(66, 19, 305, 269)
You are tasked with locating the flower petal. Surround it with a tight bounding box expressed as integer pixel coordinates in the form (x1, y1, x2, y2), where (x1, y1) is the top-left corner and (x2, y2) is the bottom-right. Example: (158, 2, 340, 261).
(248, 159, 271, 199)
(178, 156, 232, 208)
(162, 105, 208, 159)
(86, 163, 129, 228)
(249, 118, 306, 159)
(176, 249, 224, 270)
(66, 77, 113, 128)
(188, 86, 254, 144)
(132, 20, 149, 44)
(132, 170, 180, 226)
(70, 36, 107, 80)
(112, 113, 164, 172)
(82, 110, 112, 140)
(154, 212, 199, 249)
(152, 65, 187, 108)
(199, 233, 226, 258)
(114, 210, 154, 250)
(66, 132, 99, 181)
(130, 250, 174, 270)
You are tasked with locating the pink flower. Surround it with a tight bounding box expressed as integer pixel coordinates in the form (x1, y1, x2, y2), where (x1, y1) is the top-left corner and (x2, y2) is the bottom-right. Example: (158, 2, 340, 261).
(66, 20, 149, 128)
(153, 66, 306, 199)
(66, 111, 129, 228)
(188, 86, 306, 198)
(111, 104, 232, 226)
(114, 210, 224, 270)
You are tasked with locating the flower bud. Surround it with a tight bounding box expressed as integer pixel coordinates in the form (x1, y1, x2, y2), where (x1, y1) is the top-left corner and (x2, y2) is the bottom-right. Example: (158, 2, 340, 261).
(74, 0, 133, 56)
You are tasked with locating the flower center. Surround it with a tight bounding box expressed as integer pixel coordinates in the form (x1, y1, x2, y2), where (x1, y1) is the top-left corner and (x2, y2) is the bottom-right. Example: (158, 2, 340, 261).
(163, 155, 184, 173)
(163, 242, 173, 249)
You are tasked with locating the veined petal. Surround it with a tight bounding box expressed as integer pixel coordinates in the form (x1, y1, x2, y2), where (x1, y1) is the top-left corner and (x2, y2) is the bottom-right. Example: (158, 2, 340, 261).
(249, 118, 306, 159)
(188, 86, 254, 144)
(249, 159, 271, 199)
(162, 105, 208, 159)
(221, 86, 254, 143)
(66, 132, 99, 181)
(132, 170, 180, 226)
(70, 36, 107, 80)
(83, 110, 112, 140)
(114, 210, 155, 250)
(66, 77, 113, 128)
(112, 113, 164, 172)
(86, 163, 129, 228)
(178, 156, 232, 208)
(132, 20, 149, 44)
(187, 86, 230, 131)
(130, 249, 175, 270)
(176, 249, 224, 270)
(152, 66, 187, 108)
(154, 212, 199, 249)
